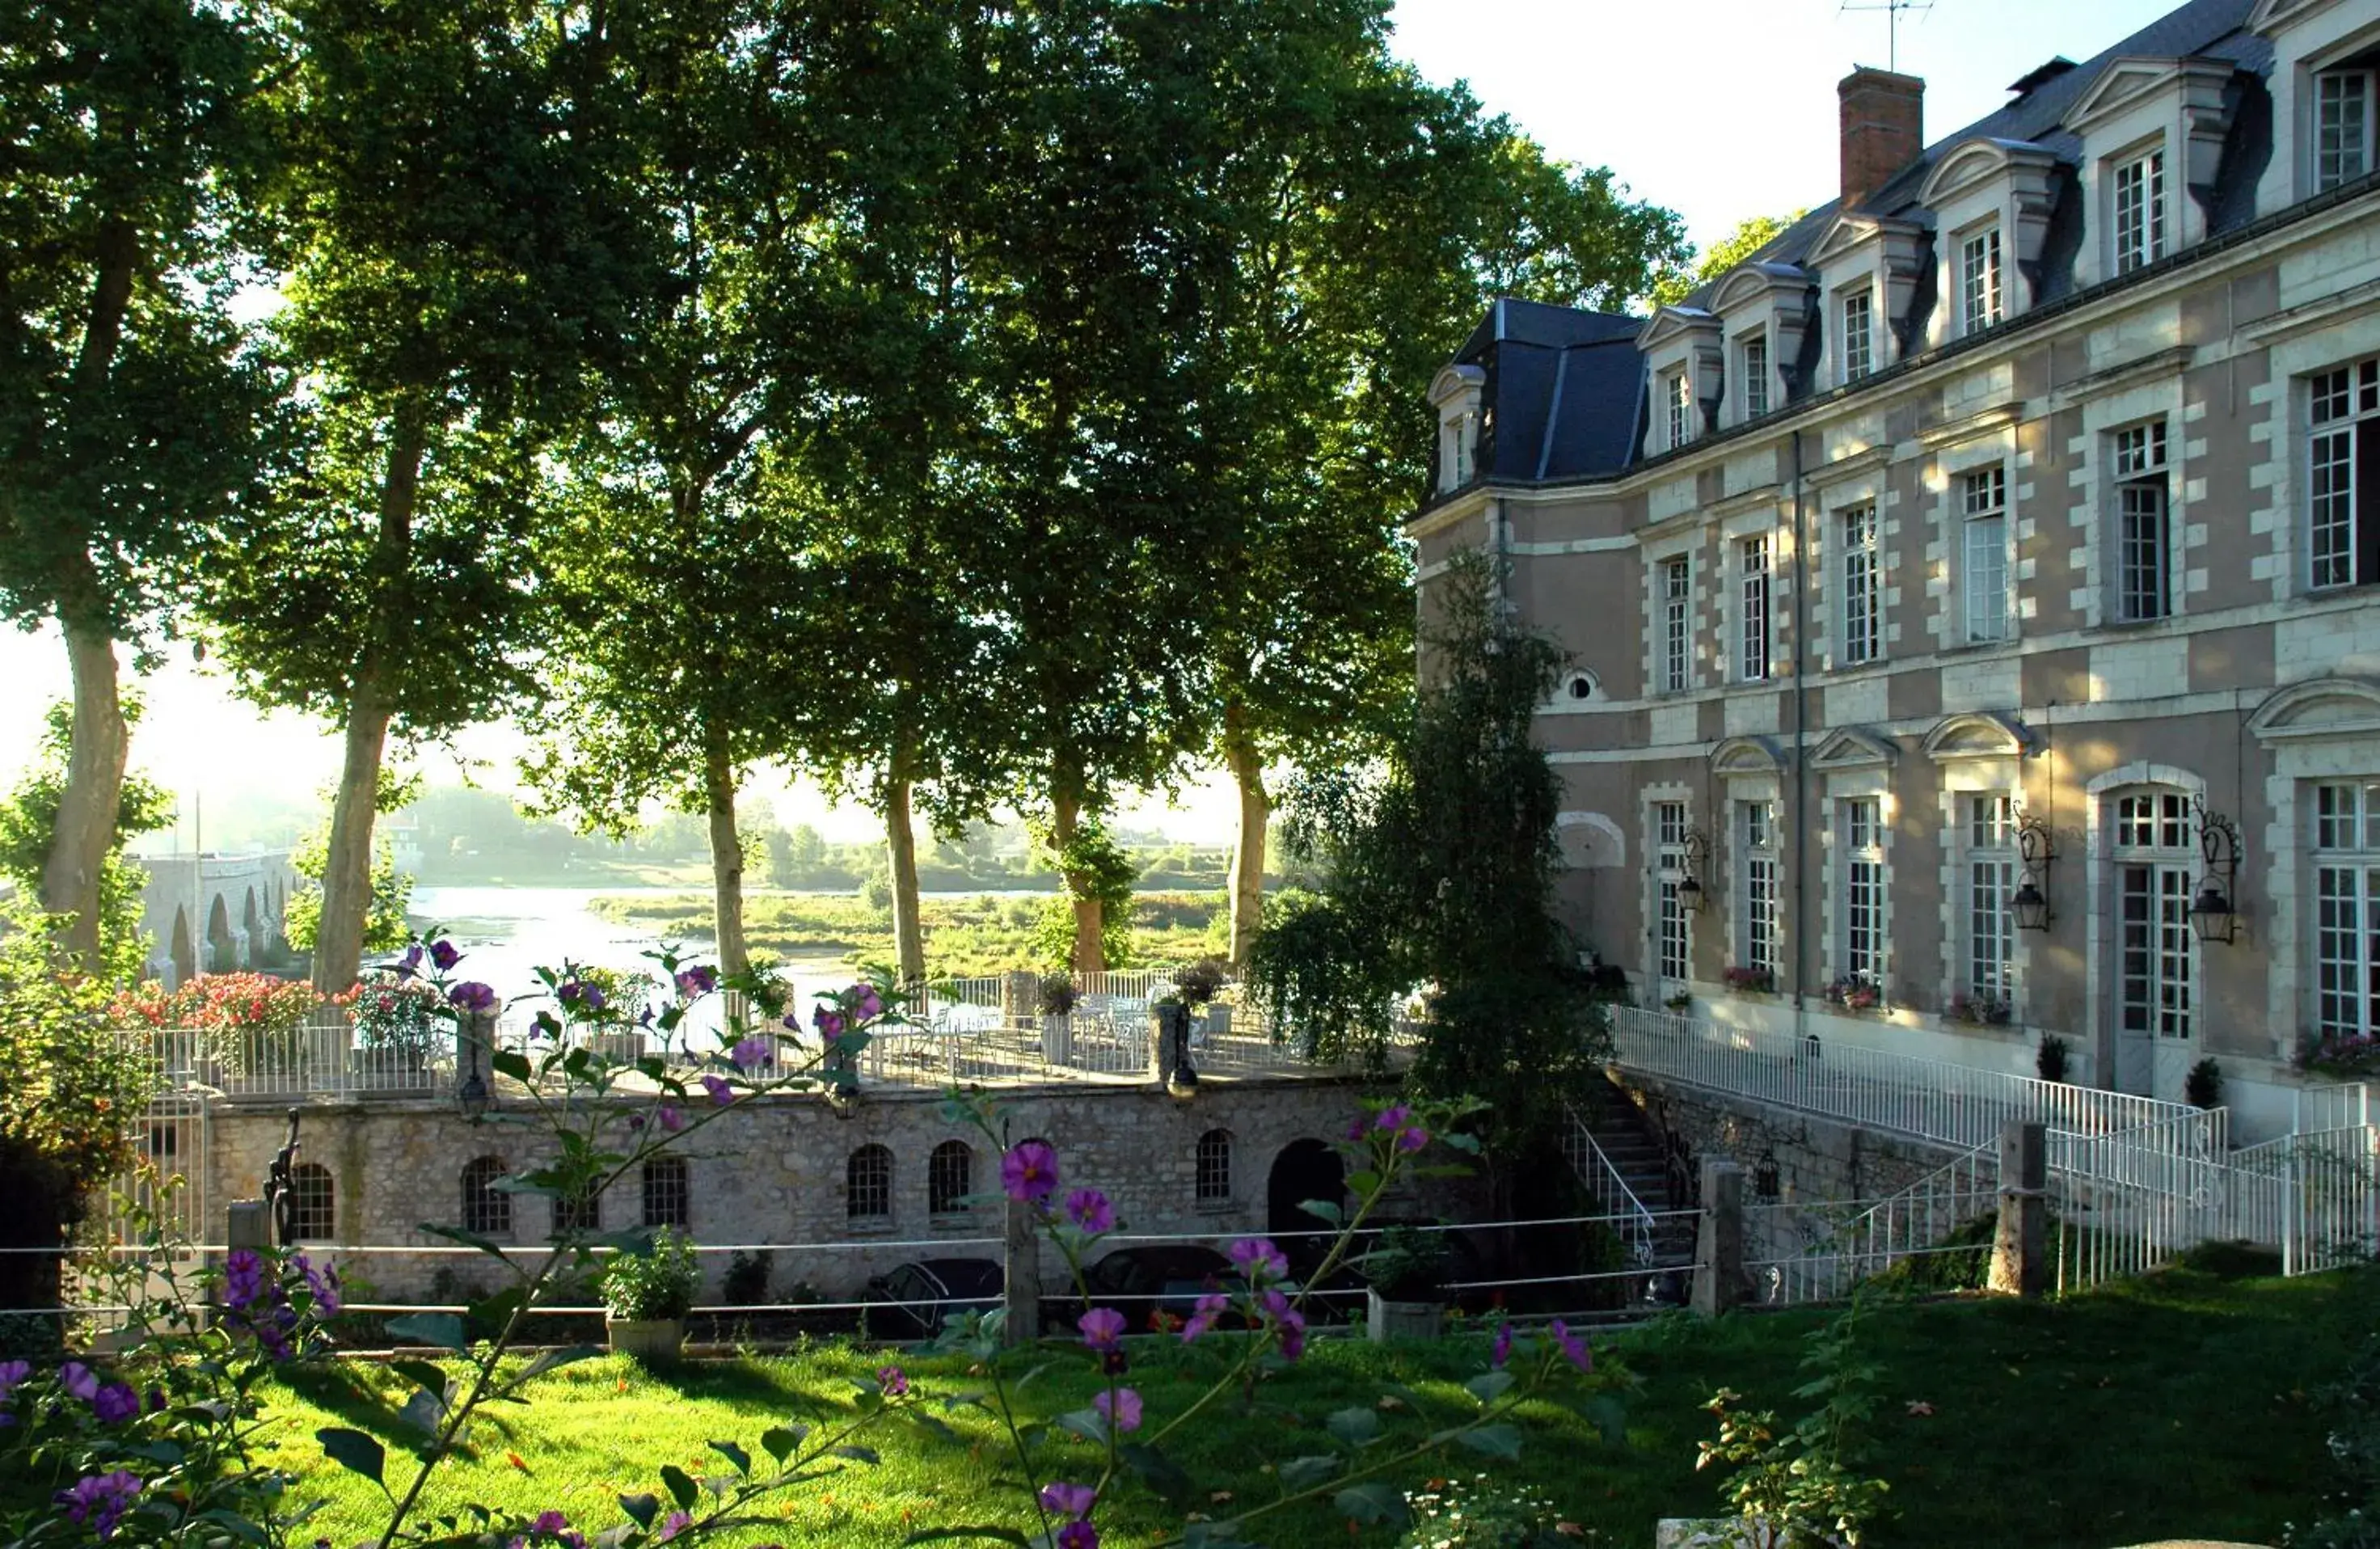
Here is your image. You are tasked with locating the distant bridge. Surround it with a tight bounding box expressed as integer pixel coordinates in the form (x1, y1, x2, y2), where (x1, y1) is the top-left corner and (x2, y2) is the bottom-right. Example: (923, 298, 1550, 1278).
(133, 852, 299, 986)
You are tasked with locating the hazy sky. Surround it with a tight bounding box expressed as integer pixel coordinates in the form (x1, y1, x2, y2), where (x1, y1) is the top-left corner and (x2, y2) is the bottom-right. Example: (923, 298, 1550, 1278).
(0, 0, 2182, 846)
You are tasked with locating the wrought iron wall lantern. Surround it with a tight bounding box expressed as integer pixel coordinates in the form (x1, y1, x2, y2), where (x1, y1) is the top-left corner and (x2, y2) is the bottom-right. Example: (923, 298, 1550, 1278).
(2011, 813, 2057, 932)
(1675, 827, 1712, 913)
(1753, 1149, 1782, 1200)
(2191, 801, 2244, 945)
(456, 1070, 490, 1120)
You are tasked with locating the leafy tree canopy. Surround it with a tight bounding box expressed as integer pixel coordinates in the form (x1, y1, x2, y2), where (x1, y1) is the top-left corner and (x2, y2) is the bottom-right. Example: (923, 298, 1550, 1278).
(0, 701, 174, 985)
(1650, 209, 1807, 308)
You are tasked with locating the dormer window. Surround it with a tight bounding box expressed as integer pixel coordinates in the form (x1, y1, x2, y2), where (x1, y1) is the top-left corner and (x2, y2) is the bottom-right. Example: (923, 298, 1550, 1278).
(1841, 289, 1875, 381)
(1740, 334, 1770, 419)
(2112, 147, 2167, 272)
(1428, 363, 1487, 495)
(1959, 226, 2003, 334)
(1665, 370, 1692, 450)
(2319, 67, 2375, 189)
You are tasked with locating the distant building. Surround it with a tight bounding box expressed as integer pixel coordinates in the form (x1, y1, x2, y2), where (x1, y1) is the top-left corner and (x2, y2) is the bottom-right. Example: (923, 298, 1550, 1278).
(134, 852, 299, 986)
(1408, 0, 2380, 1137)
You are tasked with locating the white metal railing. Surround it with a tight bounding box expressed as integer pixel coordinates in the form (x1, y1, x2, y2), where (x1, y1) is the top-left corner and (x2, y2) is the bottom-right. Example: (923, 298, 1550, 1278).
(1610, 1005, 2226, 1157)
(1748, 1141, 1999, 1305)
(2296, 1082, 2375, 1135)
(129, 1024, 451, 1097)
(2227, 1124, 2380, 1274)
(1561, 1107, 1660, 1265)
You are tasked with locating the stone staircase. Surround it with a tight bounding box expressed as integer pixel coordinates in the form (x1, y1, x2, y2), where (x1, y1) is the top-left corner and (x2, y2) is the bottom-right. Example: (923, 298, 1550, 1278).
(1565, 1074, 1699, 1271)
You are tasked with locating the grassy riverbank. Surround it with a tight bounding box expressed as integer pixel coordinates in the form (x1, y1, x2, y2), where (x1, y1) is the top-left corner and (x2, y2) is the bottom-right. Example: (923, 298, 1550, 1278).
(585, 889, 1231, 975)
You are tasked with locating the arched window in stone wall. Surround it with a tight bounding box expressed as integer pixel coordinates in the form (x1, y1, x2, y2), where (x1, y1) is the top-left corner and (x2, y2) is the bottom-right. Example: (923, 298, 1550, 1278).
(552, 1185, 600, 1240)
(462, 1155, 511, 1239)
(289, 1163, 335, 1240)
(927, 1141, 972, 1219)
(643, 1156, 690, 1229)
(1195, 1129, 1233, 1204)
(847, 1145, 893, 1224)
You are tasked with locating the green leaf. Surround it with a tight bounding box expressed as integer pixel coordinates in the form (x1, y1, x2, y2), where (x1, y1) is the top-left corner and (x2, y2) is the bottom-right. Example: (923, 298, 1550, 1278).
(1053, 1408, 1108, 1446)
(658, 1466, 698, 1511)
(316, 1429, 388, 1494)
(1298, 1198, 1342, 1226)
(1463, 1370, 1515, 1406)
(1455, 1423, 1522, 1460)
(385, 1314, 468, 1351)
(761, 1425, 806, 1464)
(1277, 1454, 1343, 1489)
(1334, 1480, 1408, 1527)
(395, 1389, 445, 1437)
(492, 1050, 532, 1082)
(618, 1493, 659, 1529)
(1118, 1441, 1195, 1509)
(419, 1222, 514, 1261)
(195, 1508, 270, 1545)
(1580, 1395, 1629, 1446)
(1437, 1132, 1483, 1154)
(1325, 1406, 1381, 1448)
(831, 1444, 880, 1465)
(470, 1287, 530, 1328)
(709, 1441, 751, 1477)
(390, 1358, 451, 1400)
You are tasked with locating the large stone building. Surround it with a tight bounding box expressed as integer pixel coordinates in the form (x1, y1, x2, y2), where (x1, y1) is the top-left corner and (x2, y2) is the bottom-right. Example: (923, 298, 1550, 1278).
(1408, 0, 2380, 1139)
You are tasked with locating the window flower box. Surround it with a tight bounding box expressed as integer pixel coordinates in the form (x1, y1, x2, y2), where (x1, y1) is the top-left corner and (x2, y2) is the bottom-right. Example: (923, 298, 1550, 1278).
(2295, 1030, 2380, 1082)
(1943, 994, 2014, 1028)
(1821, 976, 1885, 1013)
(1724, 966, 1777, 996)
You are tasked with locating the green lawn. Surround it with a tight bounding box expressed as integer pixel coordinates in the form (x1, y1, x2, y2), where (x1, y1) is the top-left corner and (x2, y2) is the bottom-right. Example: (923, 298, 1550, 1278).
(256, 1260, 2379, 1547)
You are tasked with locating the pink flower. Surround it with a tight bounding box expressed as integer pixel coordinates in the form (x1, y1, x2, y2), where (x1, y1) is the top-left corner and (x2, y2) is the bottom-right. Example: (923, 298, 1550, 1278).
(1226, 1238, 1287, 1281)
(1077, 1306, 1126, 1353)
(1091, 1387, 1141, 1433)
(876, 1365, 908, 1397)
(1180, 1291, 1231, 1343)
(1000, 1141, 1059, 1203)
(656, 1510, 691, 1542)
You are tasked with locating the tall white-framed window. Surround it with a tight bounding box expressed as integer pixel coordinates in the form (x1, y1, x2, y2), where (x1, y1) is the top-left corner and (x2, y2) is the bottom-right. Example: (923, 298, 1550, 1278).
(2318, 69, 2375, 192)
(1656, 800, 1690, 986)
(1960, 466, 2010, 644)
(1840, 289, 1875, 382)
(1661, 555, 1692, 693)
(1740, 333, 1770, 419)
(1665, 369, 1692, 450)
(1967, 794, 2016, 1005)
(2310, 357, 2380, 590)
(2112, 422, 2171, 621)
(1960, 226, 2003, 334)
(2112, 149, 2166, 274)
(1838, 504, 1880, 666)
(1838, 796, 1884, 988)
(1738, 799, 1779, 981)
(1739, 534, 1770, 682)
(2112, 791, 2196, 1045)
(2313, 781, 2380, 1040)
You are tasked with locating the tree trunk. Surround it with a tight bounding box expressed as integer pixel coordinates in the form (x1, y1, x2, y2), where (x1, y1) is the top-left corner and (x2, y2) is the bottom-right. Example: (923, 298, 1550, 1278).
(310, 685, 393, 993)
(1222, 706, 1269, 969)
(40, 609, 129, 966)
(1049, 784, 1103, 976)
(704, 736, 749, 978)
(884, 770, 926, 986)
(311, 407, 428, 994)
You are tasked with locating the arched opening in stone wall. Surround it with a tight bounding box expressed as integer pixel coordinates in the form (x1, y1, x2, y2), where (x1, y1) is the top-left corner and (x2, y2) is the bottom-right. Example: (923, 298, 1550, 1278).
(243, 888, 260, 951)
(1266, 1139, 1343, 1277)
(171, 906, 195, 987)
(206, 893, 234, 973)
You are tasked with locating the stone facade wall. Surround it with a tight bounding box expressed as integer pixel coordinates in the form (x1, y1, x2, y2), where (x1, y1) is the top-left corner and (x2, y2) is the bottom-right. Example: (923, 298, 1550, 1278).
(196, 1076, 1403, 1305)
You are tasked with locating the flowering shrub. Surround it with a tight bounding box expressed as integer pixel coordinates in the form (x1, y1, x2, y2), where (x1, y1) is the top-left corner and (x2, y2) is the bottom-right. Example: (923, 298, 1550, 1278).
(1397, 1473, 1577, 1547)
(107, 972, 325, 1074)
(335, 970, 444, 1059)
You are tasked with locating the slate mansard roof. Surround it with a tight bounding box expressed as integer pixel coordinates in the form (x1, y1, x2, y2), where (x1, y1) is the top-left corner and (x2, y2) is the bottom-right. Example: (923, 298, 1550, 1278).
(1428, 0, 2283, 496)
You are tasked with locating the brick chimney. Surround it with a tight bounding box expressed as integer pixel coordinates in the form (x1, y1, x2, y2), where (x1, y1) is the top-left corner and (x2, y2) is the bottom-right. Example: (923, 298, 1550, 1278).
(1838, 68, 1925, 206)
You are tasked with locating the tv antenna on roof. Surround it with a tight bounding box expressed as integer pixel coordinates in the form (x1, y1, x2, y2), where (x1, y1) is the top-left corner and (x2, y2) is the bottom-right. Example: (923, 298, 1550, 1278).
(1840, 0, 1935, 73)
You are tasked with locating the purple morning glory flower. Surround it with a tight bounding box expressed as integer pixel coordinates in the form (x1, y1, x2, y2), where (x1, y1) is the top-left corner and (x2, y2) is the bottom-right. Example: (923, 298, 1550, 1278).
(1062, 1188, 1114, 1234)
(658, 1104, 684, 1133)
(92, 1383, 140, 1424)
(298, 1255, 341, 1315)
(675, 965, 716, 998)
(559, 980, 606, 1013)
(1091, 1387, 1141, 1433)
(0, 1360, 29, 1405)
(532, 1511, 569, 1535)
(1056, 1524, 1099, 1549)
(1492, 1322, 1513, 1370)
(813, 1006, 846, 1042)
(396, 943, 423, 979)
(1180, 1291, 1230, 1343)
(56, 1471, 141, 1541)
(656, 1510, 691, 1543)
(1077, 1306, 1126, 1353)
(875, 1365, 908, 1397)
(1001, 1141, 1058, 1203)
(428, 939, 460, 972)
(1226, 1238, 1288, 1282)
(699, 1074, 733, 1106)
(223, 1250, 266, 1311)
(1039, 1481, 1095, 1520)
(1551, 1319, 1591, 1373)
(848, 982, 884, 1020)
(59, 1361, 99, 1400)
(1257, 1289, 1307, 1360)
(1374, 1104, 1412, 1133)
(449, 981, 499, 1014)
(729, 1036, 771, 1073)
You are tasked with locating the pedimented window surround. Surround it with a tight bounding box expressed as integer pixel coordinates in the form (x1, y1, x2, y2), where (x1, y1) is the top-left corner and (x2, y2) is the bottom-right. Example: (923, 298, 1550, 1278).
(2253, 0, 2380, 208)
(1708, 263, 1816, 422)
(1430, 364, 1486, 494)
(1918, 138, 2066, 346)
(1805, 212, 1927, 386)
(1639, 307, 1724, 450)
(2066, 55, 2238, 286)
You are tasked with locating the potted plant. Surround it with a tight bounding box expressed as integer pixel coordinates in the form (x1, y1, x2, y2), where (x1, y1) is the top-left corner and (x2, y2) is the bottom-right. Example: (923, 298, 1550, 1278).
(1172, 957, 1227, 1012)
(600, 1226, 699, 1360)
(1361, 1225, 1451, 1342)
(2036, 1033, 2072, 1084)
(1037, 974, 1078, 1063)
(1723, 966, 1776, 997)
(2185, 1057, 2224, 1111)
(342, 972, 444, 1079)
(1665, 990, 1694, 1012)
